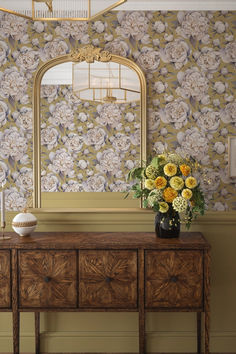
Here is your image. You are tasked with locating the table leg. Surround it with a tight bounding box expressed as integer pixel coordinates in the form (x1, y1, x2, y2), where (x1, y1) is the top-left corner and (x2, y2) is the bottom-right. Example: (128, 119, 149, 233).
(139, 249, 145, 354)
(197, 312, 201, 353)
(12, 310, 19, 354)
(35, 312, 40, 354)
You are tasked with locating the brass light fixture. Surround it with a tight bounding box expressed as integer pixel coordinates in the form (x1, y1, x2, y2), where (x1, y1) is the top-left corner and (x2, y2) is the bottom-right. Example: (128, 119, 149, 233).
(0, 0, 127, 21)
(72, 61, 140, 103)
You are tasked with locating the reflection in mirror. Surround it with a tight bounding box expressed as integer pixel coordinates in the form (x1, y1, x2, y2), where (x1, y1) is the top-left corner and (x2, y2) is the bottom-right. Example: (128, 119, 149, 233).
(33, 47, 146, 210)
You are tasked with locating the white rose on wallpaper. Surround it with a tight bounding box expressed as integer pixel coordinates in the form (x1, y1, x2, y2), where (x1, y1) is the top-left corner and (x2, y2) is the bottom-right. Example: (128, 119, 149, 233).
(214, 21, 227, 34)
(77, 160, 88, 170)
(39, 38, 69, 61)
(153, 20, 166, 34)
(77, 112, 88, 123)
(41, 125, 60, 150)
(130, 130, 140, 146)
(153, 141, 168, 154)
(176, 11, 209, 41)
(92, 21, 106, 33)
(195, 47, 221, 73)
(224, 94, 234, 102)
(109, 180, 131, 192)
(12, 47, 39, 78)
(116, 11, 149, 42)
(104, 33, 113, 42)
(176, 67, 209, 102)
(82, 174, 107, 192)
(125, 112, 135, 123)
(135, 47, 160, 73)
(195, 168, 221, 195)
(61, 180, 83, 192)
(147, 109, 160, 133)
(48, 149, 75, 177)
(159, 98, 190, 129)
(0, 161, 9, 185)
(32, 21, 45, 33)
(0, 13, 29, 43)
(12, 107, 33, 133)
(213, 202, 229, 212)
(213, 142, 226, 154)
(84, 126, 107, 150)
(63, 133, 84, 154)
(0, 127, 28, 163)
(125, 160, 135, 170)
(220, 101, 236, 127)
(0, 67, 28, 103)
(213, 81, 226, 94)
(153, 81, 167, 94)
(41, 85, 59, 103)
(221, 41, 236, 63)
(109, 133, 131, 152)
(96, 149, 121, 175)
(160, 38, 191, 70)
(49, 101, 74, 130)
(41, 173, 59, 192)
(55, 21, 89, 43)
(96, 103, 122, 128)
(193, 108, 220, 133)
(176, 127, 209, 164)
(4, 187, 26, 211)
(104, 38, 130, 57)
(0, 100, 9, 127)
(12, 167, 33, 192)
(0, 40, 10, 66)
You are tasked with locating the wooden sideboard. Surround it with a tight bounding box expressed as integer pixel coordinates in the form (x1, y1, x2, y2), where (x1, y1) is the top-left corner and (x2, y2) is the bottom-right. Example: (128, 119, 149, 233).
(0, 231, 211, 354)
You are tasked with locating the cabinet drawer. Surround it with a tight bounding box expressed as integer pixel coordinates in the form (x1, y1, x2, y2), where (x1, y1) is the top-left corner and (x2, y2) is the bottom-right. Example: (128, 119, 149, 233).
(0, 250, 11, 308)
(145, 250, 203, 309)
(19, 250, 77, 308)
(79, 250, 137, 308)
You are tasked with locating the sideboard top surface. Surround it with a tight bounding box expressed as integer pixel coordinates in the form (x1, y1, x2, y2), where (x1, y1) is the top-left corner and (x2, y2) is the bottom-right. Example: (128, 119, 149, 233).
(0, 232, 210, 250)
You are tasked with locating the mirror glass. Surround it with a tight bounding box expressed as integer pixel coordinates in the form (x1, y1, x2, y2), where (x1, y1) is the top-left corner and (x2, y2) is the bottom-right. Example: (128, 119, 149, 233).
(34, 48, 146, 210)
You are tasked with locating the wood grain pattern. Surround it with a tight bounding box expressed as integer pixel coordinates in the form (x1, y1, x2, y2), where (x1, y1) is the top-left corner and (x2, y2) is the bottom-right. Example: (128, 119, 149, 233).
(79, 250, 137, 308)
(0, 250, 11, 308)
(145, 250, 203, 308)
(19, 250, 77, 308)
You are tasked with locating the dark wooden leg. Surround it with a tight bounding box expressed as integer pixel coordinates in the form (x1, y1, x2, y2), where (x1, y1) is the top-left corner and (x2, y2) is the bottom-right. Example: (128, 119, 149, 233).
(197, 312, 201, 353)
(12, 249, 19, 354)
(35, 312, 40, 354)
(139, 249, 145, 354)
(12, 310, 20, 354)
(204, 249, 211, 354)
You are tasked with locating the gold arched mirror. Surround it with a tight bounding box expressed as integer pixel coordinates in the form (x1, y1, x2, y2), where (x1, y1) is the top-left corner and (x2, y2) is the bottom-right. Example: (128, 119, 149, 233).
(33, 45, 146, 211)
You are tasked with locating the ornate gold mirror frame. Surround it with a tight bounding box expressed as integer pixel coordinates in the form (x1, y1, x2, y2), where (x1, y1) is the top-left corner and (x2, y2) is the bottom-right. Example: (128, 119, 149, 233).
(33, 45, 146, 212)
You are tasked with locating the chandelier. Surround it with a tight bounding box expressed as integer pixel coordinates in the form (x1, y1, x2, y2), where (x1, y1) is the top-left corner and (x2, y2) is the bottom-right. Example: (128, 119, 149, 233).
(72, 61, 140, 103)
(0, 0, 127, 21)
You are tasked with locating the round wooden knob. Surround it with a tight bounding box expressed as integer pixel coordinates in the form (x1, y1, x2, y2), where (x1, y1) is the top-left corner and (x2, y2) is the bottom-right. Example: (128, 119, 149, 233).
(44, 276, 51, 283)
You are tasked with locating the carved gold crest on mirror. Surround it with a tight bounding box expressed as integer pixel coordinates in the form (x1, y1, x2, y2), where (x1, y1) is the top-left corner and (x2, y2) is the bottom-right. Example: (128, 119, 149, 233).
(33, 45, 146, 211)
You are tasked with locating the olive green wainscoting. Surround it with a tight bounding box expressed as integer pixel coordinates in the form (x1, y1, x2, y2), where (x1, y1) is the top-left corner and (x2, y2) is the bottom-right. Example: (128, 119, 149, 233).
(0, 211, 236, 353)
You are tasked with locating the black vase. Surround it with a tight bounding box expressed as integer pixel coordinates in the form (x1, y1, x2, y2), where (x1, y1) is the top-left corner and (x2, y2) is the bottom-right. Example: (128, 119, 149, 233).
(155, 210, 180, 238)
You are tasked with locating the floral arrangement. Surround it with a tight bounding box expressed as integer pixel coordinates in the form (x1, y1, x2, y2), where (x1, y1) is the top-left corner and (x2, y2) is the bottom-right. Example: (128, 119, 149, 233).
(127, 153, 206, 229)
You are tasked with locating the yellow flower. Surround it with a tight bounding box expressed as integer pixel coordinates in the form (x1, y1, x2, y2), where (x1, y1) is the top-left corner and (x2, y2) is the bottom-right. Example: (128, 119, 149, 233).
(155, 176, 167, 189)
(182, 188, 193, 200)
(185, 176, 197, 189)
(180, 164, 191, 176)
(145, 165, 159, 179)
(163, 187, 178, 203)
(159, 202, 169, 213)
(145, 179, 156, 190)
(164, 163, 177, 177)
(169, 176, 184, 190)
(158, 154, 167, 165)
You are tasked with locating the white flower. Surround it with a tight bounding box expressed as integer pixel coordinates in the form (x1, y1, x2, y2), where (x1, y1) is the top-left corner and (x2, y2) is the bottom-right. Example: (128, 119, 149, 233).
(125, 160, 135, 170)
(213, 99, 220, 107)
(172, 196, 188, 212)
(0, 67, 28, 102)
(214, 21, 226, 33)
(153, 20, 166, 33)
(63, 133, 84, 154)
(96, 149, 121, 175)
(176, 67, 209, 101)
(213, 142, 225, 154)
(154, 81, 167, 94)
(41, 126, 59, 150)
(193, 108, 220, 133)
(177, 127, 209, 163)
(176, 11, 209, 41)
(125, 112, 135, 122)
(148, 109, 160, 133)
(104, 33, 113, 42)
(116, 11, 149, 41)
(109, 133, 130, 152)
(213, 81, 226, 94)
(220, 101, 236, 127)
(78, 160, 88, 170)
(196, 47, 221, 73)
(160, 38, 191, 69)
(160, 67, 168, 76)
(221, 41, 236, 63)
(48, 149, 74, 177)
(5, 187, 27, 211)
(160, 98, 190, 129)
(105, 38, 130, 57)
(12, 107, 33, 133)
(62, 180, 83, 192)
(153, 141, 168, 154)
(55, 21, 89, 43)
(78, 112, 88, 122)
(0, 127, 28, 162)
(0, 161, 9, 184)
(12, 167, 33, 192)
(0, 13, 28, 42)
(13, 47, 39, 76)
(96, 103, 122, 128)
(213, 202, 228, 211)
(41, 85, 59, 103)
(41, 173, 59, 192)
(109, 180, 131, 192)
(39, 38, 69, 61)
(0, 40, 10, 66)
(92, 21, 105, 33)
(0, 100, 9, 127)
(136, 47, 160, 73)
(84, 127, 107, 150)
(82, 174, 107, 192)
(49, 101, 74, 130)
(32, 21, 45, 33)
(164, 34, 173, 42)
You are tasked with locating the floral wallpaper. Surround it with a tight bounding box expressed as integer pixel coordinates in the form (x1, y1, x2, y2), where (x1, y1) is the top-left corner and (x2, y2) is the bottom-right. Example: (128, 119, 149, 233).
(0, 10, 235, 211)
(40, 85, 140, 192)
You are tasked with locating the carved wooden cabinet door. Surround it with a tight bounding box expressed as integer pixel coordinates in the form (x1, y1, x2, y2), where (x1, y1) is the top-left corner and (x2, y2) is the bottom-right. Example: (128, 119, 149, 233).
(19, 250, 77, 308)
(145, 250, 203, 309)
(79, 250, 137, 308)
(0, 250, 11, 308)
